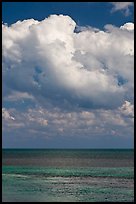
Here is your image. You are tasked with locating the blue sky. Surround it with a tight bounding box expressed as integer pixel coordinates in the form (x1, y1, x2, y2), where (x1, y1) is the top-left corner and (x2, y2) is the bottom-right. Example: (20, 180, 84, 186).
(2, 2, 134, 148)
(2, 2, 134, 28)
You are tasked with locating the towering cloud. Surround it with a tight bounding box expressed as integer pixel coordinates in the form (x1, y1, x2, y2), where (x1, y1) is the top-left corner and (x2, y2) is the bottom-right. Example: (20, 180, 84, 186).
(2, 15, 134, 110)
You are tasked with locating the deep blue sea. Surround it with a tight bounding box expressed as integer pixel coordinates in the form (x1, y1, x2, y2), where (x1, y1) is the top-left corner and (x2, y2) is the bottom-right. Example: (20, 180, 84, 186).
(2, 149, 134, 202)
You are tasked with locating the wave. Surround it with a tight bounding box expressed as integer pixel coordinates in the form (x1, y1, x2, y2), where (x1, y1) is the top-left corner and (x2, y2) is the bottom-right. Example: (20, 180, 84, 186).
(2, 166, 134, 179)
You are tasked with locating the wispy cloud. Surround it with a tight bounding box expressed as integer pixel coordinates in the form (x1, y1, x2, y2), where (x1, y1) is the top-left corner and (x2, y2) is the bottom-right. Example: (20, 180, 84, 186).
(110, 2, 134, 16)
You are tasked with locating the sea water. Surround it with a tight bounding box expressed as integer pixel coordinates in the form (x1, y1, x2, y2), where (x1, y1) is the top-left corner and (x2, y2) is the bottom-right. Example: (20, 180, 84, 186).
(2, 149, 134, 202)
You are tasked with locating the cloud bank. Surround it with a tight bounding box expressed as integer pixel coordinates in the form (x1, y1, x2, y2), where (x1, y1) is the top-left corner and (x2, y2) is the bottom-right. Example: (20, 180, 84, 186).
(2, 15, 134, 147)
(2, 101, 134, 138)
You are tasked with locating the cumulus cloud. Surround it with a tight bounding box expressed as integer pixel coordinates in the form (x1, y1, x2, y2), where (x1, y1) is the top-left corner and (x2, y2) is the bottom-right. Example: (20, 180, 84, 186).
(110, 2, 134, 16)
(2, 15, 134, 110)
(120, 22, 134, 31)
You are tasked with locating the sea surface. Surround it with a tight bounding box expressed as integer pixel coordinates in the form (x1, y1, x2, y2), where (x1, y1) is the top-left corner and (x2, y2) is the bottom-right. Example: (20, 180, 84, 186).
(2, 149, 134, 202)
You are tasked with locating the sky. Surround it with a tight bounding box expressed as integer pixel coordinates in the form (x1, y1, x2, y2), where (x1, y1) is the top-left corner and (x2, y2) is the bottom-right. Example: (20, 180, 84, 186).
(2, 2, 134, 148)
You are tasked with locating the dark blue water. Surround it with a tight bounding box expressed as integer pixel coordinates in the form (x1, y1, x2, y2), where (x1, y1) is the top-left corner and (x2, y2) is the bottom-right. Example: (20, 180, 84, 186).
(2, 149, 134, 202)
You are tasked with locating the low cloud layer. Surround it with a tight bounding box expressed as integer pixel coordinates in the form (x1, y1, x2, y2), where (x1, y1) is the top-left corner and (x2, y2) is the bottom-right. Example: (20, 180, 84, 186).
(2, 100, 134, 140)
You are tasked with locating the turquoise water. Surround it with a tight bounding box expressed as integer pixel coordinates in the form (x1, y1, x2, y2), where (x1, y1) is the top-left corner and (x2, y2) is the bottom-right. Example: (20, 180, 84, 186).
(2, 149, 134, 202)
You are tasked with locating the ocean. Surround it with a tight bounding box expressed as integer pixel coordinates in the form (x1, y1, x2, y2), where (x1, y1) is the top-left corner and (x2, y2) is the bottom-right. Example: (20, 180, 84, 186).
(2, 149, 134, 202)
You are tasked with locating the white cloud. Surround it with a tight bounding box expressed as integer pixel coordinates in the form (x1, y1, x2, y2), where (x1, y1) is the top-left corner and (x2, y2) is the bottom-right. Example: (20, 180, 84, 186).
(120, 22, 134, 31)
(2, 14, 134, 148)
(2, 15, 134, 110)
(110, 2, 134, 16)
